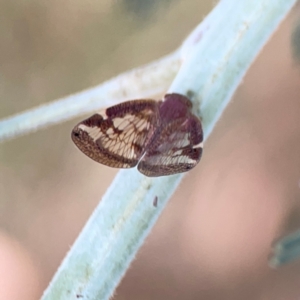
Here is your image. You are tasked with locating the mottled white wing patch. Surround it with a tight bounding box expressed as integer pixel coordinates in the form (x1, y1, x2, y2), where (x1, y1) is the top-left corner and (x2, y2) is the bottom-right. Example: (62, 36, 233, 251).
(71, 100, 159, 168)
(77, 124, 102, 142)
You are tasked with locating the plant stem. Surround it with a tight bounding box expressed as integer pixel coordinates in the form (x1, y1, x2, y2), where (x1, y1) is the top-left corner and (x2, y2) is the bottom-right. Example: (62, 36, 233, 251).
(41, 1, 297, 299)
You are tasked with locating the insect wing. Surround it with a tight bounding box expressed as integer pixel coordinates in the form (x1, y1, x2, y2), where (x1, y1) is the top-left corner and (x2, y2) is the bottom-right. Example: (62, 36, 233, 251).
(71, 100, 159, 168)
(137, 114, 203, 176)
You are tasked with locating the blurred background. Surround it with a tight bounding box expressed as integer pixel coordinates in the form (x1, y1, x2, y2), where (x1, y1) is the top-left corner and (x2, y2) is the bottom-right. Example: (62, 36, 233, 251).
(1, 1, 300, 299)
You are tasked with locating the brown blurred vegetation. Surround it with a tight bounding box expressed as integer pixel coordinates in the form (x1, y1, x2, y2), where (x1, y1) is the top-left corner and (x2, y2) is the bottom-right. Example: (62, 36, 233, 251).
(1, 1, 300, 299)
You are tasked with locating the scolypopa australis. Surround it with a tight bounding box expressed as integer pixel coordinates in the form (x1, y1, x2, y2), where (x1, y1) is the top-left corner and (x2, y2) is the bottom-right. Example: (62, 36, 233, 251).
(71, 93, 203, 177)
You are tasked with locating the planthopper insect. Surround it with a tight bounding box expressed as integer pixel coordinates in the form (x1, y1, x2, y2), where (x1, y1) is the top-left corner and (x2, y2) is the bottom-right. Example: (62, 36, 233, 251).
(71, 93, 203, 177)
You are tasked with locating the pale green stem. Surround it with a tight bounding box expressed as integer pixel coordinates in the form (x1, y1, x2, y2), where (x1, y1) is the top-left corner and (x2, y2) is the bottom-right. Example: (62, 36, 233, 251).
(38, 0, 296, 299)
(0, 51, 180, 142)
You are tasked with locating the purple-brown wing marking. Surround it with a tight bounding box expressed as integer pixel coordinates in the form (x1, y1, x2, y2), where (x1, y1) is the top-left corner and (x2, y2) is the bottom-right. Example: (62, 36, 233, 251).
(71, 93, 203, 177)
(71, 100, 159, 168)
(137, 95, 203, 176)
